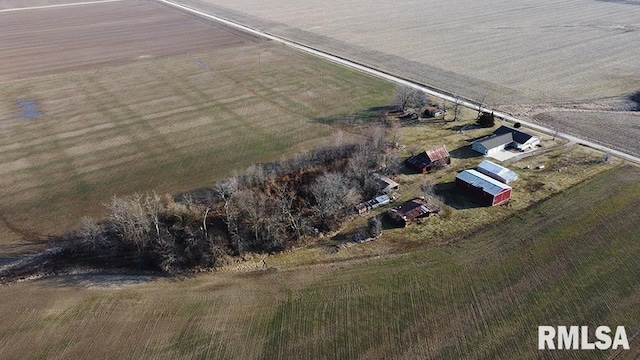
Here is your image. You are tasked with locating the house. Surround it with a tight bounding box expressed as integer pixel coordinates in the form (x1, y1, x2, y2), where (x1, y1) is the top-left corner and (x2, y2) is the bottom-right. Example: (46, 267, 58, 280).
(375, 174, 399, 194)
(388, 198, 439, 226)
(422, 106, 445, 118)
(472, 133, 513, 156)
(454, 169, 512, 206)
(476, 160, 518, 183)
(406, 145, 451, 173)
(355, 194, 391, 215)
(471, 126, 540, 155)
(493, 125, 541, 151)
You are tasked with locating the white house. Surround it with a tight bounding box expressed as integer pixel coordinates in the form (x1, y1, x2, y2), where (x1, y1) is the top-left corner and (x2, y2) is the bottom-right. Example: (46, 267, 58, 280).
(472, 126, 540, 155)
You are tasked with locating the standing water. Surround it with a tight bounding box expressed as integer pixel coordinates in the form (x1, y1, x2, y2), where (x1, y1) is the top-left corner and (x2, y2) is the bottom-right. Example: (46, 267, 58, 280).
(16, 99, 41, 118)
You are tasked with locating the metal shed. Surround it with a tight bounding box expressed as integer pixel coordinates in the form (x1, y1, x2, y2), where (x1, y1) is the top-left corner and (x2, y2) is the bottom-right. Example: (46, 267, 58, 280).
(477, 160, 518, 184)
(455, 169, 512, 206)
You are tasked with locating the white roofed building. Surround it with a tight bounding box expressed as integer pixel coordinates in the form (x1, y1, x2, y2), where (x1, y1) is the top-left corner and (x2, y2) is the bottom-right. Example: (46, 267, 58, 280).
(455, 169, 512, 206)
(476, 160, 518, 184)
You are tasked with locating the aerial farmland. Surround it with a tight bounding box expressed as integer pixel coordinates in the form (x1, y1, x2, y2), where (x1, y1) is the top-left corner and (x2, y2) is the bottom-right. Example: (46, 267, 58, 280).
(0, 0, 638, 358)
(178, 0, 640, 156)
(0, 0, 393, 245)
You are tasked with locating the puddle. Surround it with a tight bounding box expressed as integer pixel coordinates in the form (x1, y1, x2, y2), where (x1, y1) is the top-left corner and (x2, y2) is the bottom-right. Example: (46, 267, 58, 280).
(16, 99, 41, 118)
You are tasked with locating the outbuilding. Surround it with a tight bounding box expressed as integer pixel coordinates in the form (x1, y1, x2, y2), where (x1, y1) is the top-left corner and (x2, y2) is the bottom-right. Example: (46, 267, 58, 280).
(455, 169, 512, 206)
(375, 174, 399, 194)
(422, 106, 445, 118)
(406, 145, 451, 173)
(355, 194, 391, 215)
(476, 160, 518, 183)
(388, 198, 438, 226)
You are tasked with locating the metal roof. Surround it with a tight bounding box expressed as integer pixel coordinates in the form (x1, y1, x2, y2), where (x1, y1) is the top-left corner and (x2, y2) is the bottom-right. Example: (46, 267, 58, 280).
(426, 145, 450, 162)
(477, 160, 518, 183)
(456, 169, 512, 196)
(493, 125, 534, 145)
(474, 133, 513, 150)
(392, 198, 436, 221)
(375, 195, 391, 204)
(376, 175, 399, 189)
(406, 145, 450, 169)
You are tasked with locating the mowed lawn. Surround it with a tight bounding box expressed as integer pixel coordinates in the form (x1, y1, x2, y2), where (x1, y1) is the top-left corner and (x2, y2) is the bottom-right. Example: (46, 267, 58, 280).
(0, 166, 637, 359)
(0, 16, 393, 246)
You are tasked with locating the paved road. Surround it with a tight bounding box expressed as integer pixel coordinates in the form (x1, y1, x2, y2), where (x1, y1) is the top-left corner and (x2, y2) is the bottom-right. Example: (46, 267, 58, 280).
(158, 0, 640, 165)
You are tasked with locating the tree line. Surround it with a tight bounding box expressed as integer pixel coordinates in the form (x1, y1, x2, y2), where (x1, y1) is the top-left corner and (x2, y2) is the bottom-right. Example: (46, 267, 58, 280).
(1, 127, 401, 281)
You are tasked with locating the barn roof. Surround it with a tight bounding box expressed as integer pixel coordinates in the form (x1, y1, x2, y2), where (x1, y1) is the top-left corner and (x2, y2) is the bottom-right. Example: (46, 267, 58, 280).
(406, 152, 430, 169)
(426, 145, 450, 162)
(474, 133, 513, 150)
(375, 175, 399, 191)
(392, 198, 436, 221)
(477, 160, 518, 183)
(406, 145, 450, 169)
(493, 125, 534, 145)
(456, 169, 511, 196)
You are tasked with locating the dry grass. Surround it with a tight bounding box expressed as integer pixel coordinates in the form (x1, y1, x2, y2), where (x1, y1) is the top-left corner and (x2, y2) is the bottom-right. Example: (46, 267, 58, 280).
(0, 166, 637, 359)
(0, 1, 394, 247)
(182, 0, 640, 104)
(535, 110, 640, 157)
(267, 116, 620, 268)
(176, 0, 640, 165)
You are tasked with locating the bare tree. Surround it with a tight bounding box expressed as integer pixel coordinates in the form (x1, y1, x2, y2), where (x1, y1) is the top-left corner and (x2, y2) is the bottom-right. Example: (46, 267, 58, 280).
(394, 85, 412, 112)
(311, 173, 361, 230)
(277, 183, 301, 240)
(420, 179, 442, 211)
(420, 179, 437, 201)
(389, 123, 401, 149)
(214, 176, 242, 254)
(243, 164, 267, 188)
(452, 97, 462, 121)
(394, 85, 427, 112)
(106, 193, 152, 253)
(143, 192, 163, 241)
(233, 189, 265, 246)
(77, 216, 111, 254)
(476, 92, 487, 120)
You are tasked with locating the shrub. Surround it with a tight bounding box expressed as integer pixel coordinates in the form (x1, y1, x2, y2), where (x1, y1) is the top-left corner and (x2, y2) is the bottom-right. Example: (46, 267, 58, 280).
(477, 112, 495, 128)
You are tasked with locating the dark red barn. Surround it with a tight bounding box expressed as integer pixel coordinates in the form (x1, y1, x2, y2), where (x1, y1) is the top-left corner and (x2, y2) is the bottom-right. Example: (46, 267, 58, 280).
(406, 145, 450, 173)
(455, 169, 512, 206)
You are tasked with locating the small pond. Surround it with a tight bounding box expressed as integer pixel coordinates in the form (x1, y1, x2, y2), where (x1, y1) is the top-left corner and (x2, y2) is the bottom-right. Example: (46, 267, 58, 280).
(16, 99, 41, 118)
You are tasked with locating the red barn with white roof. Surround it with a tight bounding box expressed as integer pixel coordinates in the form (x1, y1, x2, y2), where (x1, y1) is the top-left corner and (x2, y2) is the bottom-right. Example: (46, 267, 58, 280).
(455, 169, 512, 206)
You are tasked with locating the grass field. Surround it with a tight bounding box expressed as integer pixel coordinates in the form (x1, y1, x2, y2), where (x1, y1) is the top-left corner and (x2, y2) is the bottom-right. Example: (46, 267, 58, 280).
(0, 0, 394, 247)
(0, 165, 637, 359)
(175, 0, 640, 159)
(181, 0, 640, 104)
(0, 2, 637, 358)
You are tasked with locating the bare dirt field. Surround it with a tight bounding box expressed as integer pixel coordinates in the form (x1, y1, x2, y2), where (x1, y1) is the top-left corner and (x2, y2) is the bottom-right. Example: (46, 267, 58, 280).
(175, 0, 640, 156)
(0, 0, 255, 81)
(0, 0, 112, 10)
(0, 0, 393, 246)
(535, 110, 640, 157)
